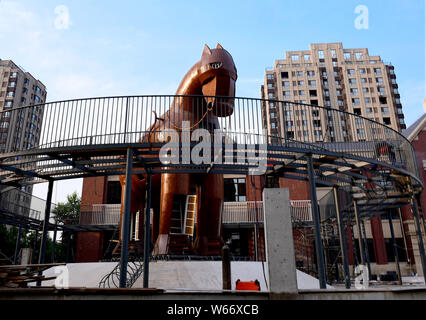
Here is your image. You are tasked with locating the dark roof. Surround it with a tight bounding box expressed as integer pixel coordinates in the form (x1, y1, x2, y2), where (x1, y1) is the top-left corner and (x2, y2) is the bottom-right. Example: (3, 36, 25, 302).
(403, 113, 426, 141)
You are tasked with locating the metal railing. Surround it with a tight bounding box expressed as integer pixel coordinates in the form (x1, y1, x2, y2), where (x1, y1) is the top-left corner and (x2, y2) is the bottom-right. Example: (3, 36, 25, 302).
(0, 95, 421, 202)
(77, 201, 313, 226)
(79, 204, 121, 225)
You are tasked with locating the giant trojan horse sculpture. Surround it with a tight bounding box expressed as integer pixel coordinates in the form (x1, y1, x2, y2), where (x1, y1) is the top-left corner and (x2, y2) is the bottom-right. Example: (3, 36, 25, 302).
(118, 44, 238, 255)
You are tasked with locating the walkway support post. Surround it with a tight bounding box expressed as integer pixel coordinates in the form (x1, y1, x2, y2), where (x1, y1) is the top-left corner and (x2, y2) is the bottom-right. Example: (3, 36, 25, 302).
(388, 212, 402, 285)
(37, 179, 54, 286)
(361, 220, 372, 280)
(38, 179, 54, 266)
(143, 171, 152, 289)
(353, 201, 365, 265)
(411, 195, 426, 283)
(222, 245, 232, 290)
(333, 187, 351, 289)
(306, 155, 327, 289)
(120, 148, 133, 288)
(51, 224, 57, 263)
(13, 226, 23, 265)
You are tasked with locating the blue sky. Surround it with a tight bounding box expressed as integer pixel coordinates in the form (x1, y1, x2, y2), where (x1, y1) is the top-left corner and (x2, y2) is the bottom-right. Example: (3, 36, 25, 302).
(0, 0, 424, 202)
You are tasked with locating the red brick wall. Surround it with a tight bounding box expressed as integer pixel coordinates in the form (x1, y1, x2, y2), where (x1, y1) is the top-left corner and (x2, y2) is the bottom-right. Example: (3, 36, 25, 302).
(75, 232, 104, 263)
(412, 130, 426, 216)
(246, 176, 264, 202)
(279, 178, 310, 200)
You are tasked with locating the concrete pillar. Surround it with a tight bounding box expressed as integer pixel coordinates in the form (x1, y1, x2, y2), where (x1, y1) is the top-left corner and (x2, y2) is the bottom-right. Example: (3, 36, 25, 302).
(263, 188, 298, 294)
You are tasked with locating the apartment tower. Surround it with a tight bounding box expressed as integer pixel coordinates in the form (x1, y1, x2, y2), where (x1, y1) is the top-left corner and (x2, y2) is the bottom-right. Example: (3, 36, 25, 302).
(0, 59, 47, 196)
(261, 43, 405, 145)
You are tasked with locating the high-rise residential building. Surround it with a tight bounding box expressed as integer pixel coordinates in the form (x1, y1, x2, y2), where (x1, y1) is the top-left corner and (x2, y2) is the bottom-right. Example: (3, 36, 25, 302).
(0, 59, 47, 154)
(261, 43, 405, 143)
(0, 59, 47, 197)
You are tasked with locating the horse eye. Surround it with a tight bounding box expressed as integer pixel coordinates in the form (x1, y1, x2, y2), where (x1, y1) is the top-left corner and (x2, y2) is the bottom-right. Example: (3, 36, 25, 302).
(210, 62, 222, 69)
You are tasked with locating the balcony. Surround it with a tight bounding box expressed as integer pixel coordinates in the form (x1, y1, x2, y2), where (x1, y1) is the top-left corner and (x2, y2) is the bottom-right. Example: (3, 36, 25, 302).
(77, 201, 313, 227)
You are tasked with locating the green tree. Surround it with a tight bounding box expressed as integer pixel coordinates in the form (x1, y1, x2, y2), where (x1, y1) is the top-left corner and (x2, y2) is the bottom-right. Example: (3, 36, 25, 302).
(52, 192, 81, 225)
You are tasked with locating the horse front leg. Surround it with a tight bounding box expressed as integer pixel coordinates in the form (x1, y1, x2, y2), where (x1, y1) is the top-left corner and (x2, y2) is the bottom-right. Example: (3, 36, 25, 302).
(154, 173, 191, 255)
(195, 174, 224, 255)
(119, 175, 146, 243)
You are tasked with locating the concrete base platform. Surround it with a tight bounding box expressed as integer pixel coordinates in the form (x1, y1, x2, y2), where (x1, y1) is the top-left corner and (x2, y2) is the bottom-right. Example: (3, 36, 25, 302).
(30, 261, 331, 291)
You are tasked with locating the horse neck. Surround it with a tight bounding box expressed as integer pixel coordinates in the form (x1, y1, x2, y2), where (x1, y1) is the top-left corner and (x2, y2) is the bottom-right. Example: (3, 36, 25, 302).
(169, 61, 211, 126)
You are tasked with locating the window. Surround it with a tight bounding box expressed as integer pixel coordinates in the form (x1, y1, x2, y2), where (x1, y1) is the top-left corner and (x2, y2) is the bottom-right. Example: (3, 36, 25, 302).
(34, 95, 41, 103)
(296, 71, 303, 77)
(286, 121, 294, 128)
(304, 54, 311, 61)
(366, 108, 373, 114)
(298, 90, 305, 96)
(270, 112, 276, 119)
(302, 120, 308, 127)
(355, 52, 363, 60)
(357, 129, 365, 137)
(350, 88, 358, 96)
(307, 70, 315, 77)
(283, 91, 290, 98)
(267, 83, 274, 89)
(374, 68, 382, 75)
(308, 80, 316, 87)
(359, 68, 366, 74)
(330, 49, 336, 58)
(291, 55, 299, 61)
(297, 80, 304, 86)
(364, 97, 371, 104)
(282, 81, 290, 88)
(281, 72, 288, 79)
(268, 93, 275, 99)
(362, 88, 369, 93)
(344, 52, 351, 60)
(352, 98, 360, 106)
(376, 77, 384, 84)
(348, 69, 355, 76)
(271, 122, 277, 129)
(349, 78, 357, 86)
(267, 74, 274, 80)
(381, 107, 389, 114)
(318, 50, 324, 59)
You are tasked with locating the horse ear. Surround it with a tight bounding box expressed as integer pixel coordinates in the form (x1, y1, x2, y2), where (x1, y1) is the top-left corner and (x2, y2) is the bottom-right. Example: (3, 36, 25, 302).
(217, 43, 224, 49)
(203, 44, 212, 56)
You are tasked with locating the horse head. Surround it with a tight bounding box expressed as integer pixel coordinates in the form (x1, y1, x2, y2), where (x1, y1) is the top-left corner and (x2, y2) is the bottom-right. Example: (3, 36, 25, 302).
(198, 44, 237, 117)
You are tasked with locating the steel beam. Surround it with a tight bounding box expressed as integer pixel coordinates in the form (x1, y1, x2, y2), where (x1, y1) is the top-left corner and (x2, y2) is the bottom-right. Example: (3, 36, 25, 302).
(411, 195, 426, 284)
(334, 188, 351, 289)
(13, 226, 23, 265)
(307, 155, 327, 289)
(143, 172, 152, 289)
(354, 201, 365, 265)
(388, 212, 402, 285)
(119, 148, 133, 288)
